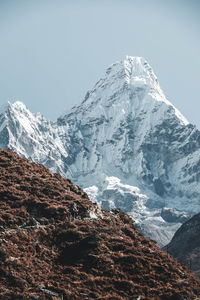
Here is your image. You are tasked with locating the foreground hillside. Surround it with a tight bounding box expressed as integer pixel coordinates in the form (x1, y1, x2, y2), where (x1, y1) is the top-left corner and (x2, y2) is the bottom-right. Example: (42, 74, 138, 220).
(164, 212, 200, 278)
(0, 149, 199, 299)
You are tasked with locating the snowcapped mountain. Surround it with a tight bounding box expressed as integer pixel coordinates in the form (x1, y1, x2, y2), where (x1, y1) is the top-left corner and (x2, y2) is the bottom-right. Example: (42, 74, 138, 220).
(1, 56, 200, 246)
(0, 101, 68, 174)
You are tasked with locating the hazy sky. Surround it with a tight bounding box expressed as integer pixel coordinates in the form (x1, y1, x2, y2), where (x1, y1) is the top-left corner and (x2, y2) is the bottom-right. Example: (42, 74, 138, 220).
(0, 0, 200, 127)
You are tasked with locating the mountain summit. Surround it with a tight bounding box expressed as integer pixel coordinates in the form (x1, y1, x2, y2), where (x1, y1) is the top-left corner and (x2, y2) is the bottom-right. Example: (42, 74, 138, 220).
(0, 56, 200, 246)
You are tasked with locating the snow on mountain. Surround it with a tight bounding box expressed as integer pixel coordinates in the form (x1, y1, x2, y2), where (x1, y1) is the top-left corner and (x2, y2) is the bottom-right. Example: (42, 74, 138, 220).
(1, 56, 200, 246)
(56, 56, 200, 245)
(0, 101, 68, 174)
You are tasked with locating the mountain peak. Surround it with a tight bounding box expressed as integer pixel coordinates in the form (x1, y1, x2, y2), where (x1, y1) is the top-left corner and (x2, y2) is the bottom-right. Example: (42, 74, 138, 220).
(106, 56, 156, 83)
(105, 55, 149, 78)
(11, 100, 27, 109)
(0, 101, 29, 116)
(71, 56, 188, 127)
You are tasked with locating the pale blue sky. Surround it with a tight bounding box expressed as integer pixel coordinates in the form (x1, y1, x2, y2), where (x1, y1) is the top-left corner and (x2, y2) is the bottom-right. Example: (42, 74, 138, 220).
(0, 0, 200, 127)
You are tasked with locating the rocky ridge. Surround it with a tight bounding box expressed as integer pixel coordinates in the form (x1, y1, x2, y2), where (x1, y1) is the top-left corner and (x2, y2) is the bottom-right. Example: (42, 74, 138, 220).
(0, 149, 200, 299)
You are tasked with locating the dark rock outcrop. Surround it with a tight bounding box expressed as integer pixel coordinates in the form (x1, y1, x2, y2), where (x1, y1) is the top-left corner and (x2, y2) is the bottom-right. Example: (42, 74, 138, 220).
(163, 212, 200, 278)
(0, 149, 200, 299)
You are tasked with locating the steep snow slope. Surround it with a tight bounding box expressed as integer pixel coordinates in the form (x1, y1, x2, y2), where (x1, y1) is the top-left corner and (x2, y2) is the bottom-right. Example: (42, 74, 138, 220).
(1, 56, 200, 246)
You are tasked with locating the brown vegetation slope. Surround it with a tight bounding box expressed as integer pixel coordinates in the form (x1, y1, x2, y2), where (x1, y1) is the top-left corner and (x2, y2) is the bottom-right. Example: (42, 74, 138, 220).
(0, 149, 199, 299)
(163, 212, 200, 278)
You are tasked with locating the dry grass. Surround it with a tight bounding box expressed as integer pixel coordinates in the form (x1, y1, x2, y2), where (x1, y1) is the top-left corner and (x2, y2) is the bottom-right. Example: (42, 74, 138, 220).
(0, 149, 199, 299)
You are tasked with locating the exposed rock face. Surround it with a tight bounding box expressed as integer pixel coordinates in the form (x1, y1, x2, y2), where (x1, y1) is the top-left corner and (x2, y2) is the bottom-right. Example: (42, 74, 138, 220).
(1, 56, 200, 246)
(163, 213, 200, 278)
(0, 149, 200, 299)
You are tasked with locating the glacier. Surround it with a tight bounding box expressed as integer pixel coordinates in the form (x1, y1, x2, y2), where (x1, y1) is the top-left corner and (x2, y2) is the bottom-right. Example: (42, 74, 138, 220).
(0, 56, 200, 246)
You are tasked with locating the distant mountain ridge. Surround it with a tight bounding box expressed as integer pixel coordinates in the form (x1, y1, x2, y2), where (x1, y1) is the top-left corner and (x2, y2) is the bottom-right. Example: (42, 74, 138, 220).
(1, 56, 200, 246)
